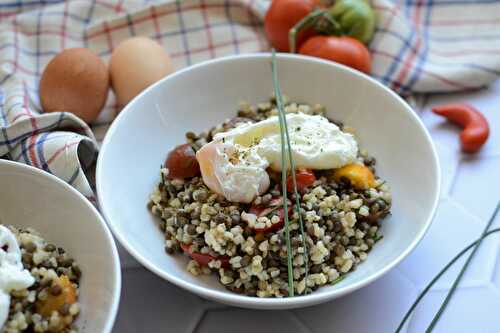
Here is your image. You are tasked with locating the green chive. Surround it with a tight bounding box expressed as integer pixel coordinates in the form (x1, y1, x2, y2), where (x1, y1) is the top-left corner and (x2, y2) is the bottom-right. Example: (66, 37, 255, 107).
(264, 204, 284, 218)
(271, 49, 294, 297)
(277, 115, 310, 284)
(272, 50, 310, 295)
(331, 275, 345, 286)
(426, 201, 500, 332)
(395, 201, 500, 333)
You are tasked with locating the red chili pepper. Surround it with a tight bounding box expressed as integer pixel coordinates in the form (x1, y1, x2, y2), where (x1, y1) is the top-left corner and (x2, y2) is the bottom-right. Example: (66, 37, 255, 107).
(286, 169, 316, 193)
(249, 197, 292, 232)
(432, 103, 489, 153)
(180, 243, 229, 268)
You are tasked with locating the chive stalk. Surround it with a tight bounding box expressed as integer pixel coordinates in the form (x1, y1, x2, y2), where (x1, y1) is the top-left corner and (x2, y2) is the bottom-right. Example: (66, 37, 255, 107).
(331, 275, 345, 286)
(426, 201, 500, 332)
(271, 50, 310, 296)
(271, 49, 294, 296)
(396, 201, 500, 332)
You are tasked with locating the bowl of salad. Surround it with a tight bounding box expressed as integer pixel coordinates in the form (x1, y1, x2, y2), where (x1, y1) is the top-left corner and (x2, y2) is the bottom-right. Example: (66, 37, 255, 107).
(97, 53, 440, 309)
(0, 160, 121, 332)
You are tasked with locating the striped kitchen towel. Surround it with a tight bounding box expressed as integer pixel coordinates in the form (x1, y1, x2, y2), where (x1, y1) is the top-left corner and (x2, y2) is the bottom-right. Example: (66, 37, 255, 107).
(370, 0, 500, 95)
(0, 0, 499, 198)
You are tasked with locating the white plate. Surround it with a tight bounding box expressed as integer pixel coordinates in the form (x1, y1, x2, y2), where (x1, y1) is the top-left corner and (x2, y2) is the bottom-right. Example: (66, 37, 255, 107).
(0, 160, 121, 332)
(97, 53, 440, 309)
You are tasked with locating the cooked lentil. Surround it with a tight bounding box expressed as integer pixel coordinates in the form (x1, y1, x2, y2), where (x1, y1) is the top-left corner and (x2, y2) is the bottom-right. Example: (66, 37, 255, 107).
(149, 97, 391, 297)
(1, 226, 80, 333)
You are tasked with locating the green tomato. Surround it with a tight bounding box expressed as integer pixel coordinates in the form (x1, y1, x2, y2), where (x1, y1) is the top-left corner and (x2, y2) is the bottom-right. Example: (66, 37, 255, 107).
(330, 0, 376, 44)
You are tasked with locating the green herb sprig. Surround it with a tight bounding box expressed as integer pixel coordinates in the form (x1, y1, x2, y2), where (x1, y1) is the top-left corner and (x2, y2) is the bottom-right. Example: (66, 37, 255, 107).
(271, 50, 309, 296)
(264, 204, 284, 218)
(331, 275, 345, 286)
(271, 50, 294, 296)
(396, 201, 500, 332)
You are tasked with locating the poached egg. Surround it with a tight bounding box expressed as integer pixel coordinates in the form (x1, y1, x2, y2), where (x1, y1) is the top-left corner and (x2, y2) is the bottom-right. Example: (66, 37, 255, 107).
(0, 225, 35, 328)
(196, 113, 358, 203)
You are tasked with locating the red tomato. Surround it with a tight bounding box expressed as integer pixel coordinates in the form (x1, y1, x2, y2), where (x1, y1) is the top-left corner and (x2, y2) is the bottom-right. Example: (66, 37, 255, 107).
(264, 0, 318, 52)
(180, 243, 230, 268)
(165, 143, 200, 179)
(286, 169, 316, 193)
(249, 197, 292, 232)
(299, 36, 372, 74)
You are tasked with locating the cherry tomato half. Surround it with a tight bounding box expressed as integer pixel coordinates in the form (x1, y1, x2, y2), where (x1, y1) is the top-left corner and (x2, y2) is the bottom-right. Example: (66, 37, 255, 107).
(165, 143, 200, 179)
(286, 169, 316, 193)
(264, 0, 318, 52)
(180, 243, 230, 268)
(249, 197, 292, 232)
(299, 35, 372, 74)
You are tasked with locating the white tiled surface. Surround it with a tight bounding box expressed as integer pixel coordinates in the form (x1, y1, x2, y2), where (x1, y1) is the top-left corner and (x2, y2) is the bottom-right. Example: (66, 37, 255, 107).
(113, 82, 500, 333)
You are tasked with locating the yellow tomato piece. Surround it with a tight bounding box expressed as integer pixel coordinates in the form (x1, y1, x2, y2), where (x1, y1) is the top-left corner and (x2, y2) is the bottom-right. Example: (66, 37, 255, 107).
(37, 275, 77, 317)
(333, 164, 376, 189)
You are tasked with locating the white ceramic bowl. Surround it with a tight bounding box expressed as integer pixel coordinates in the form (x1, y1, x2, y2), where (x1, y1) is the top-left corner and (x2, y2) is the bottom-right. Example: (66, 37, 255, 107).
(0, 160, 121, 331)
(97, 53, 440, 309)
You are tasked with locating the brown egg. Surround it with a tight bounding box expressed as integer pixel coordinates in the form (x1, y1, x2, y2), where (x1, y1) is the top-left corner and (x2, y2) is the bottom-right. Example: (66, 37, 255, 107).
(109, 37, 173, 106)
(39, 48, 109, 124)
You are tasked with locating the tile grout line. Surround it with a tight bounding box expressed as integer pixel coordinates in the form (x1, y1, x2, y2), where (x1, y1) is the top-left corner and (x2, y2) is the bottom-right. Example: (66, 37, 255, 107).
(190, 308, 207, 333)
(483, 230, 500, 282)
(446, 198, 500, 281)
(434, 141, 460, 197)
(393, 268, 418, 333)
(394, 267, 419, 290)
(288, 311, 314, 333)
(446, 197, 485, 228)
(446, 155, 463, 201)
(486, 239, 500, 287)
(488, 282, 500, 296)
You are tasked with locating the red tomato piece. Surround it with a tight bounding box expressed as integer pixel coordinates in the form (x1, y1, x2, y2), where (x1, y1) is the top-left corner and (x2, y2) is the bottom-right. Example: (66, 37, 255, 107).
(264, 0, 319, 52)
(180, 243, 229, 268)
(249, 197, 292, 232)
(165, 143, 200, 179)
(286, 169, 316, 193)
(299, 36, 372, 74)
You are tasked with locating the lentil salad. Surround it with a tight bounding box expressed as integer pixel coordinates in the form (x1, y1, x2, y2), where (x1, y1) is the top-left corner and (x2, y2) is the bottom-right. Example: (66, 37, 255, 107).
(149, 97, 391, 297)
(1, 226, 81, 333)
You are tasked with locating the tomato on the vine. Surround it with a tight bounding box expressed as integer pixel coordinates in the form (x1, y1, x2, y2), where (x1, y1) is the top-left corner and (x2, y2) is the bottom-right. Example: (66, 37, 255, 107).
(299, 35, 372, 73)
(264, 0, 319, 52)
(330, 0, 376, 44)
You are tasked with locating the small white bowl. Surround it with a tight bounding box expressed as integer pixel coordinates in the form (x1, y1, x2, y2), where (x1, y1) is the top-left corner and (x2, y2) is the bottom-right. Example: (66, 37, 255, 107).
(97, 53, 440, 309)
(0, 160, 121, 332)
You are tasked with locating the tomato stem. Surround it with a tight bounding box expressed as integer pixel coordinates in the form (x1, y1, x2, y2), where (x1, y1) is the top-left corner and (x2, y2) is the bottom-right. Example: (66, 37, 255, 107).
(315, 11, 343, 36)
(288, 9, 325, 53)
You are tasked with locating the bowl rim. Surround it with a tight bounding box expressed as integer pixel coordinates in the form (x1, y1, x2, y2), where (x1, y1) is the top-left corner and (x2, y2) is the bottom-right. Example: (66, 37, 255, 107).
(97, 53, 441, 309)
(0, 159, 122, 330)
